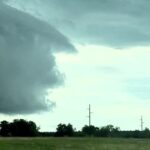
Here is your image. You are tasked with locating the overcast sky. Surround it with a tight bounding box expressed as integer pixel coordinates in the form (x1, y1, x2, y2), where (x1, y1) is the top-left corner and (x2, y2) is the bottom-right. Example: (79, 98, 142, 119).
(1, 0, 150, 131)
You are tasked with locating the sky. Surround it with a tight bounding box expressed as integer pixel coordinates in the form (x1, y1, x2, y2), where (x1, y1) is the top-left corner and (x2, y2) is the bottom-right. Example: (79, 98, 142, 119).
(1, 0, 150, 131)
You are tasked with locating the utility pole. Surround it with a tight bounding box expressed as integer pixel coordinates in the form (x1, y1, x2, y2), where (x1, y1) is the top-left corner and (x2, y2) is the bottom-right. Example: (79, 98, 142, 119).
(140, 116, 144, 131)
(88, 104, 92, 126)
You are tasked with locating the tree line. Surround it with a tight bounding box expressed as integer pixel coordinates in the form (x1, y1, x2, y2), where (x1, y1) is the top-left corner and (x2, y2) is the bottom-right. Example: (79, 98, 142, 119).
(1, 119, 150, 138)
(54, 124, 150, 138)
(0, 119, 39, 137)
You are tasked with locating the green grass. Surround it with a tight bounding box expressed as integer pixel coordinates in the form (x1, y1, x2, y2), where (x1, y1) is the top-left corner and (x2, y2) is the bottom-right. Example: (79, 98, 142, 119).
(0, 137, 150, 150)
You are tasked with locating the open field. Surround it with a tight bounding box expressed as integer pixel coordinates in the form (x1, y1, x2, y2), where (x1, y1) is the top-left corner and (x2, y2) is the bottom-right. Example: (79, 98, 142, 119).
(0, 137, 150, 150)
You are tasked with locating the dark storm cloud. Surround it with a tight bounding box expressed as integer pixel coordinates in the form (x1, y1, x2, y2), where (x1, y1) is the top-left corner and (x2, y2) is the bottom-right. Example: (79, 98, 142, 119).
(6, 0, 150, 47)
(0, 2, 76, 114)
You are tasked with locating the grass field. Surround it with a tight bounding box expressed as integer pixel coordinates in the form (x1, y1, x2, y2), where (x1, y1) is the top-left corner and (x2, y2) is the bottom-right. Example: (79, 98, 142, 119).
(0, 137, 150, 150)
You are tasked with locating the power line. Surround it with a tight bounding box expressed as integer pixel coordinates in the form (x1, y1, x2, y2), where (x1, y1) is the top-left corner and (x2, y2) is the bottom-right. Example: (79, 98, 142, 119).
(88, 104, 92, 126)
(140, 116, 144, 131)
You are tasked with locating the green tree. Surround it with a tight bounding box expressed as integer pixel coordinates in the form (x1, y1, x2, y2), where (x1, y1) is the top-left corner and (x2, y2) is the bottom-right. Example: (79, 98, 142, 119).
(141, 128, 150, 138)
(0, 121, 10, 136)
(99, 125, 120, 137)
(65, 124, 74, 136)
(10, 119, 39, 137)
(82, 125, 99, 136)
(55, 123, 74, 137)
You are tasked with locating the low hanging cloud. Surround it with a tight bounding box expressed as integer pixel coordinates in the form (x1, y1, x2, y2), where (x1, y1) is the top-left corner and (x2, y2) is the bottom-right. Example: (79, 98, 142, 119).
(0, 2, 76, 114)
(6, 0, 150, 48)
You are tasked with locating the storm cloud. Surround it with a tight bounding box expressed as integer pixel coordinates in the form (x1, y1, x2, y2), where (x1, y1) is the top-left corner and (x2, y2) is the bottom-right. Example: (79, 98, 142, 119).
(5, 0, 150, 47)
(0, 2, 75, 114)
(2, 0, 150, 114)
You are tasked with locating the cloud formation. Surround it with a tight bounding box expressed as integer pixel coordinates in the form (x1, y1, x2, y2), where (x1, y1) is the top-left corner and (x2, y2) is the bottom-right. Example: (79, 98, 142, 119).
(0, 2, 75, 114)
(2, 0, 150, 114)
(6, 0, 150, 47)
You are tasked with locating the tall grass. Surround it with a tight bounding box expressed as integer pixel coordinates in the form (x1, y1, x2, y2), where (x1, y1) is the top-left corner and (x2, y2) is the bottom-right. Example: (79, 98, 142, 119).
(0, 137, 150, 150)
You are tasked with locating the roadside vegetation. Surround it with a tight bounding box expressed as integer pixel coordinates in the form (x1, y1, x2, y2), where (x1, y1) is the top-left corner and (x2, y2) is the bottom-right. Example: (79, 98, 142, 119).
(1, 119, 150, 138)
(0, 137, 150, 150)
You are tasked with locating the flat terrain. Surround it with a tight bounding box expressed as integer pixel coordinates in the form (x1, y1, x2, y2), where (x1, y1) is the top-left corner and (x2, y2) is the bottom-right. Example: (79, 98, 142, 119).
(0, 137, 150, 150)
